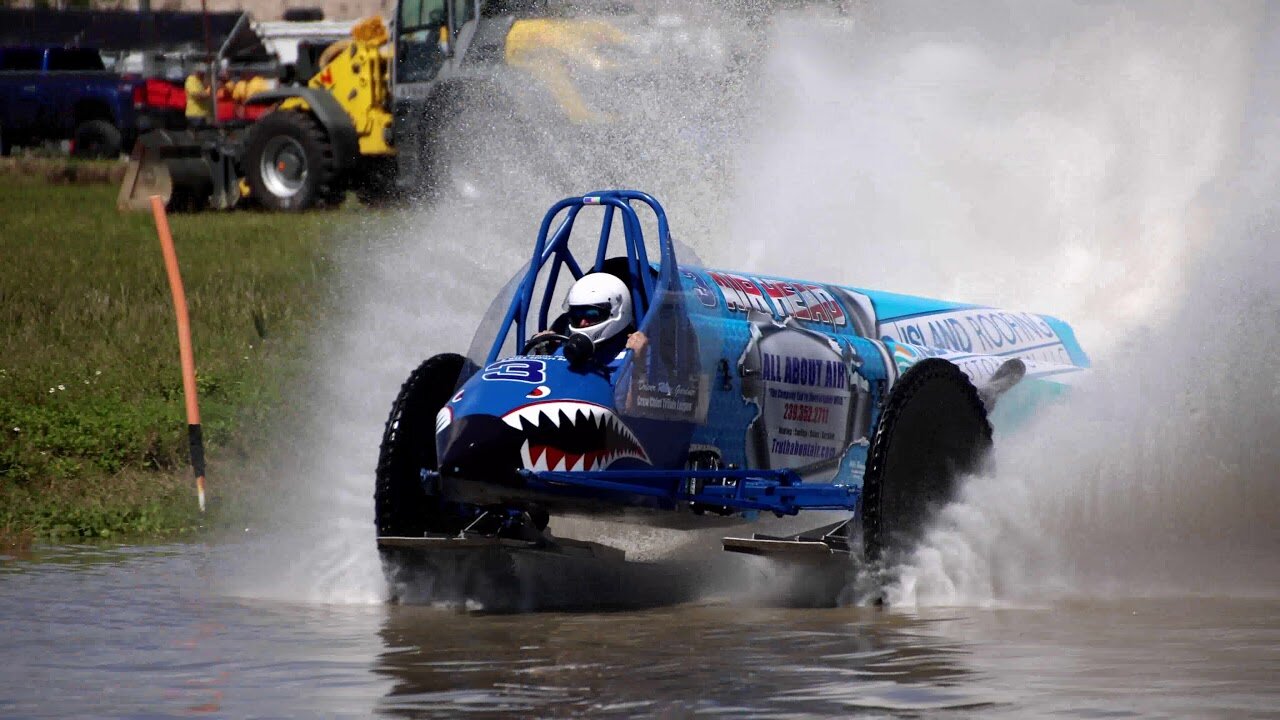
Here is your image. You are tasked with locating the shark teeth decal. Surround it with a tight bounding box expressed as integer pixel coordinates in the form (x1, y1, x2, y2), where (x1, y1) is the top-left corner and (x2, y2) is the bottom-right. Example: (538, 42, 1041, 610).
(502, 400, 650, 472)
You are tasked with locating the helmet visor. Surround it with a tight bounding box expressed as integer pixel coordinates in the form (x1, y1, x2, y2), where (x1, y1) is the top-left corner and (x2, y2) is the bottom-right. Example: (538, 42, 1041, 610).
(568, 302, 611, 328)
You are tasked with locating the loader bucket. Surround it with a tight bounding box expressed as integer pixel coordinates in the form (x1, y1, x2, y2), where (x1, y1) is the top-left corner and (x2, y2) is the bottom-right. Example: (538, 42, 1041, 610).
(118, 131, 177, 211)
(118, 130, 241, 212)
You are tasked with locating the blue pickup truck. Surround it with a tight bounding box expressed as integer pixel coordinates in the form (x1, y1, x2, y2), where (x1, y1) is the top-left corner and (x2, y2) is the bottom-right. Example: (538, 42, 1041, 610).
(0, 46, 146, 158)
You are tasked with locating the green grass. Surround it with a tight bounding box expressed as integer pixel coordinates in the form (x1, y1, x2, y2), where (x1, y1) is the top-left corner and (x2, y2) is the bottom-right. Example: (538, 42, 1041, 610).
(0, 174, 363, 542)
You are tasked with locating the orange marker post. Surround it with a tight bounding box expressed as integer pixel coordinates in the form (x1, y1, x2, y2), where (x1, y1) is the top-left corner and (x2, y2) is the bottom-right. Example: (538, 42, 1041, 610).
(150, 195, 206, 512)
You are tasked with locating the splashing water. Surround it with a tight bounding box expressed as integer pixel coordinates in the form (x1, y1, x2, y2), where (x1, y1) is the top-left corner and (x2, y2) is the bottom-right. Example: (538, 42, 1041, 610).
(227, 1, 1280, 607)
(222, 2, 767, 604)
(725, 1, 1280, 606)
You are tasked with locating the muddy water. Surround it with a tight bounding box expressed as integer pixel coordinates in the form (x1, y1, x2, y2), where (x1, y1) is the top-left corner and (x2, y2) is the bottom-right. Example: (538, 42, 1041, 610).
(2, 543, 1276, 719)
(8, 3, 1280, 718)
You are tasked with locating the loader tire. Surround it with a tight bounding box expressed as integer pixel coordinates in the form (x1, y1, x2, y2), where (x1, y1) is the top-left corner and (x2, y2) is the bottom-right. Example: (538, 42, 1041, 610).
(244, 111, 344, 211)
(353, 156, 400, 206)
(72, 120, 122, 159)
(375, 353, 474, 538)
(861, 359, 992, 565)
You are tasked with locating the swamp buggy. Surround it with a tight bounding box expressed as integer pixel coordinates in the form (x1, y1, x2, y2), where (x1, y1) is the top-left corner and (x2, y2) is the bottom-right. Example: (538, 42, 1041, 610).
(375, 191, 1089, 607)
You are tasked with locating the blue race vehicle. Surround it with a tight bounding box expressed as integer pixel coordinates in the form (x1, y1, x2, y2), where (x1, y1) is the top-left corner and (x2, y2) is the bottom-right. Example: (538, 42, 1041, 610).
(376, 191, 1089, 580)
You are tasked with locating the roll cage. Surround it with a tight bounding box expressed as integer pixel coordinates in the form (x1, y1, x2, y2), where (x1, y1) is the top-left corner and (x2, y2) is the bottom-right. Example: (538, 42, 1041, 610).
(485, 190, 676, 365)
(448, 190, 864, 519)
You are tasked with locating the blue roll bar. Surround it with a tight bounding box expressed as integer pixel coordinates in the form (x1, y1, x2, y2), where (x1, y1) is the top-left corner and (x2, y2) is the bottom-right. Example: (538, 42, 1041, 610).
(487, 191, 676, 364)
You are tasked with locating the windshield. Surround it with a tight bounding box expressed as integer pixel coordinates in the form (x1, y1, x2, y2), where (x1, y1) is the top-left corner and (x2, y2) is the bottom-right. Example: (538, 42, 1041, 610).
(611, 272, 706, 426)
(396, 0, 448, 83)
(464, 258, 533, 372)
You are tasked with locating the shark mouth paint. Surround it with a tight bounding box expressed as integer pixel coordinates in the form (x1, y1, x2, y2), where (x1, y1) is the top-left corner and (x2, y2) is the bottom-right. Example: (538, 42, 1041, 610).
(501, 401, 650, 472)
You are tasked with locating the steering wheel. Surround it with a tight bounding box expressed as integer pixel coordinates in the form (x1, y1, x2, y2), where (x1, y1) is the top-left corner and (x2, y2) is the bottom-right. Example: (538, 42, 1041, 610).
(522, 333, 570, 355)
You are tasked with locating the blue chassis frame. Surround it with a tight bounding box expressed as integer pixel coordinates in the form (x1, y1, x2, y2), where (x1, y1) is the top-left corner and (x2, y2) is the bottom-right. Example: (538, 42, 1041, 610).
(423, 467, 863, 518)
(446, 191, 864, 520)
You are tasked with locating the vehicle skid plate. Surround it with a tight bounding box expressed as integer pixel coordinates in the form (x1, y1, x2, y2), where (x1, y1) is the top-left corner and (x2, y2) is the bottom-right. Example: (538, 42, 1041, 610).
(720, 537, 840, 558)
(377, 533, 625, 563)
(721, 518, 854, 560)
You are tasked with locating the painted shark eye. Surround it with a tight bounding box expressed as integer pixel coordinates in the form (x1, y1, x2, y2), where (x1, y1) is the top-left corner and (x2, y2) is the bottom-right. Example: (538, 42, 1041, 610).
(526, 385, 551, 399)
(450, 390, 465, 403)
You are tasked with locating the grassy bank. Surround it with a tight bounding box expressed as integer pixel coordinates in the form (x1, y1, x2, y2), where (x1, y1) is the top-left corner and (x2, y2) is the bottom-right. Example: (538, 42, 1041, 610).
(0, 172, 360, 543)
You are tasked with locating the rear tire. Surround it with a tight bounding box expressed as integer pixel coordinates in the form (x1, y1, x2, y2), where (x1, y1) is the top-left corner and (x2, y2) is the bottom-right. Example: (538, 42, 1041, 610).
(244, 111, 344, 211)
(375, 353, 474, 538)
(72, 119, 122, 159)
(861, 359, 992, 566)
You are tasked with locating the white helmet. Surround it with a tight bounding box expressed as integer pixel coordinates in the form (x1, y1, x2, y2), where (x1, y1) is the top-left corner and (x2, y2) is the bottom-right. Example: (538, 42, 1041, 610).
(563, 273, 632, 345)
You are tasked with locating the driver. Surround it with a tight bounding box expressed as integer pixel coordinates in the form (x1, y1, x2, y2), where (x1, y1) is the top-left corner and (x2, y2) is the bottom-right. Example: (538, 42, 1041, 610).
(528, 273, 647, 359)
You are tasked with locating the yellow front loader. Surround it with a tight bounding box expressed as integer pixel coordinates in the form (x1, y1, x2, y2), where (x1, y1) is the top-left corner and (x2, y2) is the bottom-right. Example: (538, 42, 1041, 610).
(119, 16, 396, 212)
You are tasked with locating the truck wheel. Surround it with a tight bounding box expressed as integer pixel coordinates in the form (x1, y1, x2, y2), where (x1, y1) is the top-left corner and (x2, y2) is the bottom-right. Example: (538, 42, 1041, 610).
(375, 353, 475, 538)
(861, 358, 992, 566)
(0, 122, 11, 156)
(72, 120, 122, 159)
(244, 111, 343, 211)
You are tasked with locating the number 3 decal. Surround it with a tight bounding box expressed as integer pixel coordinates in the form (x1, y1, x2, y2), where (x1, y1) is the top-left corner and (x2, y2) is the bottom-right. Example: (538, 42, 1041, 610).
(482, 359, 547, 384)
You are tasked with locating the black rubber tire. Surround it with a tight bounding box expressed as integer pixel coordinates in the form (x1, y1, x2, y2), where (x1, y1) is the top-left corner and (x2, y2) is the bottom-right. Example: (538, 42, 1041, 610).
(243, 111, 344, 211)
(352, 156, 400, 206)
(72, 119, 122, 159)
(0, 122, 11, 157)
(375, 353, 474, 538)
(861, 358, 992, 565)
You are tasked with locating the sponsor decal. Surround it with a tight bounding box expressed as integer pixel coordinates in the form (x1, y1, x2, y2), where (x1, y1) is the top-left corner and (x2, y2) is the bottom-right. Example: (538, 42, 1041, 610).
(890, 342, 925, 373)
(482, 359, 547, 384)
(709, 271, 772, 314)
(770, 437, 840, 460)
(756, 278, 846, 326)
(682, 270, 719, 309)
(707, 271, 847, 327)
(885, 339, 1074, 389)
(880, 308, 1067, 359)
(739, 319, 873, 476)
(435, 406, 452, 435)
(760, 352, 848, 389)
(630, 379, 699, 414)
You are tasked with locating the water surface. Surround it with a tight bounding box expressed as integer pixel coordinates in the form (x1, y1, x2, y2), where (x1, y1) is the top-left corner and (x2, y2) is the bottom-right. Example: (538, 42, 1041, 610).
(2, 543, 1275, 719)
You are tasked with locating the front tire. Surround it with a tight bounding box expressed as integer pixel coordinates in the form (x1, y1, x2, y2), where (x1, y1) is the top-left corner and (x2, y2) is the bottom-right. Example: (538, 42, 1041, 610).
(244, 111, 344, 211)
(375, 353, 474, 538)
(861, 359, 992, 566)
